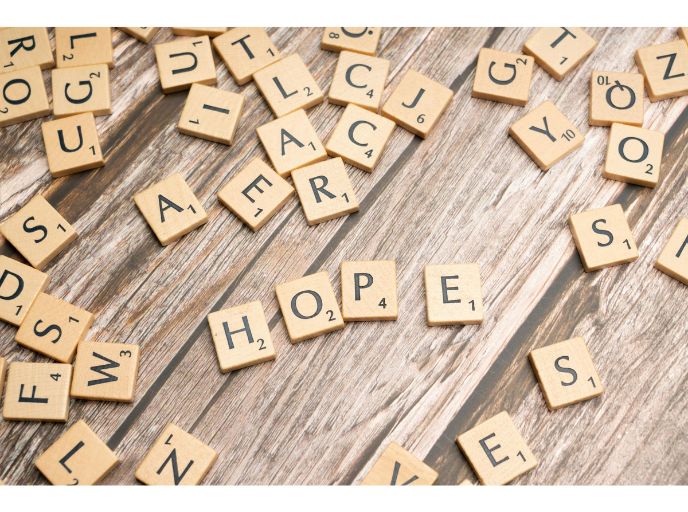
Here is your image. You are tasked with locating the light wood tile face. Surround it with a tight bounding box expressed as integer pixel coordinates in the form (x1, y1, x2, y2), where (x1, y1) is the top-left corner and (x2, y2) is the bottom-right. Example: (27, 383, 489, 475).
(177, 83, 244, 145)
(328, 51, 390, 111)
(509, 100, 584, 171)
(217, 158, 294, 231)
(35, 420, 118, 485)
(523, 27, 596, 81)
(635, 40, 688, 102)
(135, 423, 217, 486)
(52, 64, 111, 118)
(603, 123, 664, 188)
(589, 71, 644, 126)
(70, 342, 140, 402)
(2, 362, 71, 422)
(172, 28, 227, 37)
(341, 260, 397, 321)
(472, 48, 534, 106)
(41, 112, 105, 177)
(154, 36, 216, 94)
(655, 218, 688, 285)
(212, 28, 281, 86)
(569, 204, 638, 272)
(292, 157, 359, 225)
(0, 28, 54, 72)
(275, 271, 344, 343)
(0, 66, 50, 127)
(133, 173, 208, 246)
(118, 27, 159, 43)
(321, 28, 381, 56)
(256, 109, 327, 177)
(16, 293, 94, 363)
(381, 70, 453, 138)
(680, 28, 688, 42)
(457, 411, 538, 485)
(55, 28, 113, 69)
(424, 263, 483, 326)
(0, 255, 49, 326)
(361, 442, 437, 485)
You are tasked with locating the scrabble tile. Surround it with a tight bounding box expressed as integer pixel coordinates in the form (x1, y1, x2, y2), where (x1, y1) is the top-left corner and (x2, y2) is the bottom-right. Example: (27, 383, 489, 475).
(35, 420, 118, 485)
(292, 157, 359, 225)
(0, 66, 50, 127)
(2, 362, 71, 422)
(256, 109, 327, 177)
(217, 158, 294, 231)
(177, 83, 244, 145)
(41, 112, 105, 177)
(0, 28, 54, 72)
(472, 48, 534, 106)
(635, 40, 688, 102)
(328, 51, 390, 111)
(135, 423, 217, 486)
(361, 442, 437, 485)
(456, 411, 537, 485)
(0, 194, 77, 269)
(55, 28, 113, 68)
(207, 300, 276, 373)
(133, 173, 208, 246)
(509, 100, 584, 171)
(52, 64, 111, 118)
(529, 336, 603, 410)
(325, 103, 395, 172)
(119, 27, 159, 43)
(655, 218, 688, 285)
(603, 123, 664, 188)
(680, 28, 688, 42)
(424, 263, 483, 326)
(70, 341, 140, 402)
(253, 54, 324, 118)
(0, 356, 6, 394)
(589, 71, 644, 127)
(568, 204, 638, 272)
(154, 36, 216, 94)
(212, 28, 281, 85)
(0, 255, 49, 326)
(321, 27, 382, 56)
(341, 260, 397, 321)
(381, 70, 453, 138)
(172, 28, 227, 37)
(522, 27, 596, 81)
(275, 271, 345, 343)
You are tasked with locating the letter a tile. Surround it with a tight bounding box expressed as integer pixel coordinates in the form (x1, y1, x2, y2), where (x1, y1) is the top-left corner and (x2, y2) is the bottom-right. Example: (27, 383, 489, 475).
(70, 341, 140, 402)
(0, 255, 49, 326)
(603, 123, 664, 188)
(341, 260, 398, 321)
(2, 362, 71, 422)
(424, 263, 483, 326)
(212, 28, 281, 85)
(361, 442, 438, 485)
(0, 28, 54, 72)
(635, 40, 688, 102)
(0, 66, 51, 127)
(154, 36, 217, 94)
(655, 218, 688, 285)
(523, 27, 596, 81)
(472, 48, 534, 106)
(41, 112, 105, 177)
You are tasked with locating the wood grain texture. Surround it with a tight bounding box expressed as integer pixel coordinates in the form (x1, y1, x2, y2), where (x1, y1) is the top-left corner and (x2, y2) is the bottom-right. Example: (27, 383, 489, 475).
(0, 27, 686, 485)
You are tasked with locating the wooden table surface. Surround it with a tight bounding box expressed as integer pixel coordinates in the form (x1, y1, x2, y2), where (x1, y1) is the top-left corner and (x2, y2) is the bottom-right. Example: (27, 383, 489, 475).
(1, 27, 686, 485)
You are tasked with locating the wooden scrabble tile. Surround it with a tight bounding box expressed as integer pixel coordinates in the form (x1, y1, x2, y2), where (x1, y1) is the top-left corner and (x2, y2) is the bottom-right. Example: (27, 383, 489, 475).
(0, 194, 77, 269)
(2, 362, 71, 422)
(589, 71, 644, 127)
(0, 66, 50, 127)
(603, 123, 664, 188)
(635, 40, 688, 102)
(328, 51, 390, 111)
(509, 100, 584, 171)
(680, 28, 688, 43)
(172, 28, 227, 37)
(70, 341, 140, 402)
(212, 28, 281, 86)
(207, 300, 276, 373)
(55, 28, 113, 68)
(275, 271, 344, 343)
(253, 54, 324, 118)
(135, 423, 217, 486)
(361, 442, 437, 485)
(154, 36, 216, 94)
(568, 204, 638, 272)
(341, 260, 397, 321)
(119, 27, 159, 43)
(0, 28, 54, 72)
(321, 28, 381, 56)
(381, 70, 453, 138)
(177, 83, 244, 145)
(256, 109, 327, 177)
(35, 420, 118, 485)
(0, 356, 5, 393)
(41, 112, 105, 177)
(133, 173, 208, 246)
(523, 27, 596, 81)
(52, 64, 111, 118)
(217, 158, 294, 231)
(292, 157, 359, 225)
(456, 411, 537, 485)
(472, 48, 534, 106)
(655, 218, 688, 285)
(0, 255, 49, 326)
(424, 263, 483, 326)
(325, 103, 395, 172)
